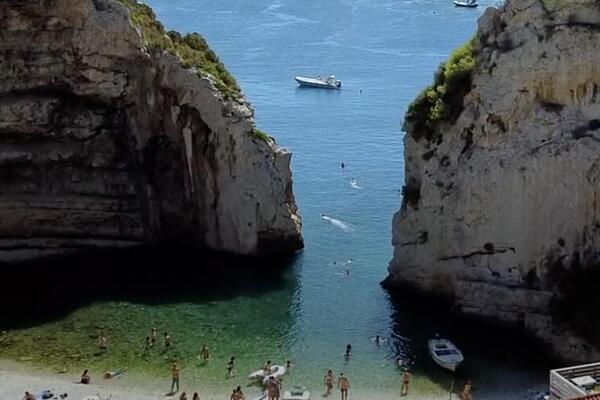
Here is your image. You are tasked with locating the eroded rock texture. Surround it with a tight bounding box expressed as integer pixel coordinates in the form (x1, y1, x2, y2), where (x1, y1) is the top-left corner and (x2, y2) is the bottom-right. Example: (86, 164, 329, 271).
(0, 0, 302, 262)
(388, 0, 600, 362)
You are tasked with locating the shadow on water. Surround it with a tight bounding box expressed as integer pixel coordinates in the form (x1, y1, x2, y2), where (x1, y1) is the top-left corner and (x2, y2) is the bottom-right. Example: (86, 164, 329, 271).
(0, 245, 301, 330)
(384, 287, 555, 397)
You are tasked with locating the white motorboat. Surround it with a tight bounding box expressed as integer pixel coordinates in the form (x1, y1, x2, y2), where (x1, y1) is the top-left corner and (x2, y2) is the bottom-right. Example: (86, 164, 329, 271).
(454, 0, 478, 7)
(283, 386, 310, 400)
(295, 75, 341, 89)
(248, 365, 286, 383)
(428, 337, 464, 372)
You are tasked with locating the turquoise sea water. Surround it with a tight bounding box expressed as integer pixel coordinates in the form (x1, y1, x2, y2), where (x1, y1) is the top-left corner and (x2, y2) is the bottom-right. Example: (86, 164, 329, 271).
(0, 0, 555, 398)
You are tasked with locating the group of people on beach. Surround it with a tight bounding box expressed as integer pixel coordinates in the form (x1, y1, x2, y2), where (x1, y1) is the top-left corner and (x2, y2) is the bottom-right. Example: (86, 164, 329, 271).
(84, 327, 474, 400)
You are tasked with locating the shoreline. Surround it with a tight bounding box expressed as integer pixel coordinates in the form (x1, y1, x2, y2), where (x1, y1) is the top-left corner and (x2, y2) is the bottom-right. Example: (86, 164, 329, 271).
(0, 359, 449, 400)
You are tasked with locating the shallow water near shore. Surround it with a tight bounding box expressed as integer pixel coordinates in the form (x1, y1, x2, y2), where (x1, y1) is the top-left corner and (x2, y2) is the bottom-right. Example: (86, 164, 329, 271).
(1, 0, 556, 398)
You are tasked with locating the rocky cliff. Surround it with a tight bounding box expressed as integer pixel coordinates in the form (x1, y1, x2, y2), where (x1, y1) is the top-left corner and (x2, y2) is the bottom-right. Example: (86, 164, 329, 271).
(387, 0, 600, 362)
(0, 0, 302, 263)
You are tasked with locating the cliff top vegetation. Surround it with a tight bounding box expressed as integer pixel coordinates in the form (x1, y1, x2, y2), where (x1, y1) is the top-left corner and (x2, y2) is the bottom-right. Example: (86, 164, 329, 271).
(404, 37, 475, 142)
(117, 0, 240, 99)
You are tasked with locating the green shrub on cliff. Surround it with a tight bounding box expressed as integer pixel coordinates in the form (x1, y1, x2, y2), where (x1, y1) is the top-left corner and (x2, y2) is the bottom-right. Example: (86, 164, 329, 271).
(405, 37, 475, 142)
(118, 0, 240, 98)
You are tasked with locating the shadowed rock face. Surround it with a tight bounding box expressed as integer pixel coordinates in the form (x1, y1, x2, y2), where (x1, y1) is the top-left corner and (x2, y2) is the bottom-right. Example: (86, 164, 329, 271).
(0, 0, 302, 262)
(388, 0, 600, 362)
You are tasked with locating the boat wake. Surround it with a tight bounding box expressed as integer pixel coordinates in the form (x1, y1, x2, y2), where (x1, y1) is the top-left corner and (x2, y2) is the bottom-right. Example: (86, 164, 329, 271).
(321, 214, 351, 231)
(350, 179, 362, 189)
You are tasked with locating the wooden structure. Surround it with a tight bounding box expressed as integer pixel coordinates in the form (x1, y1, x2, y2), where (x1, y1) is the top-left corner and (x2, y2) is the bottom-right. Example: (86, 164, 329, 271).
(550, 363, 600, 400)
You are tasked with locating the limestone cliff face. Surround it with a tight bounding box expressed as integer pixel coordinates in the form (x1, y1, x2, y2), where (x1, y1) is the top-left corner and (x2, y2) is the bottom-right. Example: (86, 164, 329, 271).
(0, 0, 302, 262)
(388, 0, 600, 362)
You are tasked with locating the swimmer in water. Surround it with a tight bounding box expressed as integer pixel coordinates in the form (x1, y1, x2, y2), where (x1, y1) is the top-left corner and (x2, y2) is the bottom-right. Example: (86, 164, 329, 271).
(375, 335, 381, 345)
(344, 344, 352, 359)
(341, 162, 345, 169)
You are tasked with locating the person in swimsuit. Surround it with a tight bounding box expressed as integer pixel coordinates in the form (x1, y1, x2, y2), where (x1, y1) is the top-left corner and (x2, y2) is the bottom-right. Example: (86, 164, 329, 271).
(80, 369, 91, 384)
(338, 373, 350, 400)
(285, 360, 294, 370)
(460, 381, 473, 400)
(144, 336, 152, 353)
(234, 386, 245, 400)
(150, 328, 157, 346)
(227, 356, 235, 377)
(23, 392, 36, 400)
(200, 344, 210, 363)
(164, 332, 172, 348)
(170, 362, 180, 394)
(179, 392, 188, 400)
(401, 368, 411, 396)
(263, 360, 272, 373)
(344, 344, 352, 359)
(192, 393, 200, 400)
(266, 376, 281, 400)
(98, 331, 108, 351)
(324, 369, 334, 396)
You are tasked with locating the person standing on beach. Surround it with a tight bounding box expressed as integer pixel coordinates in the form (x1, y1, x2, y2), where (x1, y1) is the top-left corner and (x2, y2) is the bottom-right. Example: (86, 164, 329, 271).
(98, 331, 108, 351)
(179, 392, 188, 400)
(460, 381, 473, 400)
(324, 369, 335, 396)
(200, 344, 210, 363)
(338, 373, 350, 400)
(170, 362, 180, 394)
(266, 376, 281, 400)
(164, 332, 172, 349)
(400, 368, 411, 396)
(227, 356, 236, 377)
(192, 393, 200, 400)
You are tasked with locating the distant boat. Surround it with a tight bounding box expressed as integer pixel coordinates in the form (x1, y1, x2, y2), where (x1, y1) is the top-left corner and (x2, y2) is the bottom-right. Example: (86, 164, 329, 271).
(428, 337, 464, 372)
(454, 0, 478, 7)
(295, 75, 341, 89)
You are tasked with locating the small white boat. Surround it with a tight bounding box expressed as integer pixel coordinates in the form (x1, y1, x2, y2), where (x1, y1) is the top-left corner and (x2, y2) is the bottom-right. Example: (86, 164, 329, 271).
(428, 337, 464, 372)
(295, 75, 341, 89)
(454, 0, 478, 7)
(248, 365, 286, 382)
(283, 386, 310, 400)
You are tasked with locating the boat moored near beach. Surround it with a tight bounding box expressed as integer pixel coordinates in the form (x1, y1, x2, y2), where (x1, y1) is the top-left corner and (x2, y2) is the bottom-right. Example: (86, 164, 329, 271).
(428, 337, 464, 372)
(295, 75, 341, 89)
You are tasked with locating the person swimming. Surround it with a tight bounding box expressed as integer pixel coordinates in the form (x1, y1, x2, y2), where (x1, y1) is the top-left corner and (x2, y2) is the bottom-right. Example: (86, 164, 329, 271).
(344, 344, 352, 358)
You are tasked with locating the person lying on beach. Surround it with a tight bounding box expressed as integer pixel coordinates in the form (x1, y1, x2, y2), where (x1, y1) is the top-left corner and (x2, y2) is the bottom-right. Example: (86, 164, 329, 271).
(23, 391, 36, 400)
(81, 369, 91, 384)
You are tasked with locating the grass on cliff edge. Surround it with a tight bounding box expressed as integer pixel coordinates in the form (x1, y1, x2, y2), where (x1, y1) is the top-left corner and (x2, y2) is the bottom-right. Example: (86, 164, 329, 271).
(118, 0, 240, 99)
(405, 37, 475, 142)
(117, 0, 273, 143)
